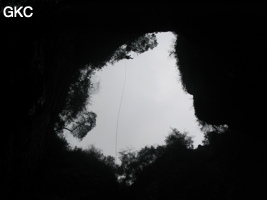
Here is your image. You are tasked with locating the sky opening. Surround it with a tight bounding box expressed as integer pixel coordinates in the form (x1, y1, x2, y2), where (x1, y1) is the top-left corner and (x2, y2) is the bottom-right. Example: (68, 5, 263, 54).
(64, 32, 204, 158)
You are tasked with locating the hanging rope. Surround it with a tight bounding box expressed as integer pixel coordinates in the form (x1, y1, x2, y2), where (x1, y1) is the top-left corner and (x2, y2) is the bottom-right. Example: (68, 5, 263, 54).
(115, 60, 127, 164)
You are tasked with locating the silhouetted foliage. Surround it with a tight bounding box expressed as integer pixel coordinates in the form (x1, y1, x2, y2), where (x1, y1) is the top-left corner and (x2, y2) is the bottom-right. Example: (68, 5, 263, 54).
(60, 68, 96, 123)
(117, 145, 164, 186)
(113, 127, 266, 200)
(117, 148, 137, 185)
(165, 128, 194, 149)
(68, 111, 97, 140)
(110, 33, 158, 64)
(117, 129, 194, 188)
(53, 66, 97, 140)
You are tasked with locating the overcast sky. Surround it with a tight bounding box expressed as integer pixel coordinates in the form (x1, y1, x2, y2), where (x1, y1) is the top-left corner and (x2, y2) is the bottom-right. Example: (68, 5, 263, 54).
(64, 32, 204, 158)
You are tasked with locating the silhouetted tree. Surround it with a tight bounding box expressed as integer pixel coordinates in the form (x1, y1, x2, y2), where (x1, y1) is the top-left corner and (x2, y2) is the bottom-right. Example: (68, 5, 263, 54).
(117, 145, 164, 186)
(59, 110, 96, 140)
(110, 33, 158, 64)
(123, 129, 221, 200)
(165, 128, 194, 149)
(53, 66, 97, 139)
(117, 148, 137, 185)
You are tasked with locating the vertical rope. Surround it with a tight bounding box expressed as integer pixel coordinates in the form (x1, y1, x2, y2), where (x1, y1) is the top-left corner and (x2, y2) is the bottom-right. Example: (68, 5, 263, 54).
(115, 60, 127, 164)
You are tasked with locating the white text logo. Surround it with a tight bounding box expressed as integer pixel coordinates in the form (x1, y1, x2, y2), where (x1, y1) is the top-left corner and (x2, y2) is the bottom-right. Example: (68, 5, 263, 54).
(3, 6, 33, 18)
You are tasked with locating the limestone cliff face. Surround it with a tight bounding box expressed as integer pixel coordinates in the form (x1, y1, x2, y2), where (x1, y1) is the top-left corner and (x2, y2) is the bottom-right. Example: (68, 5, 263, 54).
(1, 2, 154, 196)
(175, 11, 267, 132)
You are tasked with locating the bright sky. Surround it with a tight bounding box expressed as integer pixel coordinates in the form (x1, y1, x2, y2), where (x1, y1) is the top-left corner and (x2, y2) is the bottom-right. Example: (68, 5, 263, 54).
(64, 32, 204, 158)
